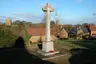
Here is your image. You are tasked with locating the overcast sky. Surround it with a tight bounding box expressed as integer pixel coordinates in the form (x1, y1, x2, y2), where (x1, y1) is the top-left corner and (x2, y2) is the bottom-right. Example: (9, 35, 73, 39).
(0, 0, 96, 24)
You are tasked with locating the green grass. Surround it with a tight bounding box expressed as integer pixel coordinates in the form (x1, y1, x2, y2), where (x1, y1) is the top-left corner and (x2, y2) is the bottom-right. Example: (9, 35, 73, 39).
(23, 28, 31, 43)
(55, 40, 96, 51)
(55, 40, 85, 48)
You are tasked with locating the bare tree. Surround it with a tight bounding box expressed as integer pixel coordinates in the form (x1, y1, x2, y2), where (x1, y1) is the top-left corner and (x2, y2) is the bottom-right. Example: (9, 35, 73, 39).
(41, 14, 46, 23)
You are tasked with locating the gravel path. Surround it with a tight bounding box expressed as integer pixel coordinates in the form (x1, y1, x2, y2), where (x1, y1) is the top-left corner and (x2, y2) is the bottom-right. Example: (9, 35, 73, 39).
(46, 53, 71, 64)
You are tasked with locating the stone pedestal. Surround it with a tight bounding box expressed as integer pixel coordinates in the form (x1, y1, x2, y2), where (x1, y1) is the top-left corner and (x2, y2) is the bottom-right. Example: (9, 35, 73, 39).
(42, 41, 54, 52)
(38, 41, 59, 56)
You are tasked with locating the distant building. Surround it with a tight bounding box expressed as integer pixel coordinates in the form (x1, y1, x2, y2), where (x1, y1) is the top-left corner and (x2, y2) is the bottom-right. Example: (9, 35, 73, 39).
(27, 28, 57, 43)
(75, 24, 96, 39)
(27, 20, 68, 42)
(87, 24, 96, 37)
(5, 17, 12, 26)
(57, 26, 68, 39)
(77, 26, 84, 35)
(51, 21, 68, 39)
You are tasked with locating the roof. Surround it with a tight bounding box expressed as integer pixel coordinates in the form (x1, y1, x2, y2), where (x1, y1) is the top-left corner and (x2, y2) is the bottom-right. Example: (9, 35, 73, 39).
(81, 27, 89, 33)
(27, 28, 46, 36)
(89, 24, 96, 31)
(27, 26, 67, 36)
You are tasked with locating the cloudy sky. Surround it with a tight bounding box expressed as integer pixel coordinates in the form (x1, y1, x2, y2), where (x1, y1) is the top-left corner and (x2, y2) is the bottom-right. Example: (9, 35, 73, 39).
(0, 0, 96, 24)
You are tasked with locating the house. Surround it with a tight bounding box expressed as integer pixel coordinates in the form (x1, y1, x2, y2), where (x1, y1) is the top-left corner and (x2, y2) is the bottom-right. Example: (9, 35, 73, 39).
(82, 26, 89, 35)
(58, 26, 68, 39)
(69, 25, 86, 39)
(86, 24, 96, 37)
(51, 22, 68, 39)
(69, 27, 77, 37)
(27, 28, 58, 43)
(76, 26, 84, 40)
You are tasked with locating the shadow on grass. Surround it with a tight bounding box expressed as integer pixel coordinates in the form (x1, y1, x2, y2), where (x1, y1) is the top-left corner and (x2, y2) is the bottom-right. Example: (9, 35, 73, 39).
(71, 40, 96, 51)
(69, 40, 96, 64)
(0, 36, 55, 64)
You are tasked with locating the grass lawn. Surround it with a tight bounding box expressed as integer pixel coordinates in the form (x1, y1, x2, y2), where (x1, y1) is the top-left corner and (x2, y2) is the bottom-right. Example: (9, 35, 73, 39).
(54, 40, 96, 51)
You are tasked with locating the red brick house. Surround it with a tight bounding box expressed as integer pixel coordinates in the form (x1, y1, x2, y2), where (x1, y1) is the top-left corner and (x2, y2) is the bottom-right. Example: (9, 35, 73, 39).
(86, 24, 96, 37)
(27, 28, 57, 43)
(28, 28, 46, 36)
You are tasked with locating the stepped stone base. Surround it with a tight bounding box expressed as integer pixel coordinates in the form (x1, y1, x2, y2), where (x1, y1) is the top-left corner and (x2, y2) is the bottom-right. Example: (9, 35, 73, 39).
(38, 50, 59, 56)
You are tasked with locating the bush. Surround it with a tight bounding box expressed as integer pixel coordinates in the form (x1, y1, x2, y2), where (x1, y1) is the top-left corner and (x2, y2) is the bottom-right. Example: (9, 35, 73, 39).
(0, 28, 17, 47)
(23, 28, 31, 43)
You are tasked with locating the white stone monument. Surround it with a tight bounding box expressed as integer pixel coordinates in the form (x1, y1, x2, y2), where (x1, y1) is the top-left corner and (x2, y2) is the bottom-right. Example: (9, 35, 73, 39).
(38, 3, 59, 56)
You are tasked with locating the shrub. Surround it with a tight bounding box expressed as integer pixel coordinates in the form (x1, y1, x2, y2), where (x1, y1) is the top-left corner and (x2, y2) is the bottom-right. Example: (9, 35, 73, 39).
(23, 28, 31, 43)
(0, 28, 17, 47)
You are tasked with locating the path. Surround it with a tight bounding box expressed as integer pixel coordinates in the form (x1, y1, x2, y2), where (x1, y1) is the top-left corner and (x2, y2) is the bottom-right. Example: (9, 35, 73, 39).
(26, 42, 72, 64)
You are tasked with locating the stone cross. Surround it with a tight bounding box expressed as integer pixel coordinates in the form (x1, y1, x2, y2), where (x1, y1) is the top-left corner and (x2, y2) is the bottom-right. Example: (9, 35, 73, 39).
(42, 3, 54, 52)
(42, 3, 54, 42)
